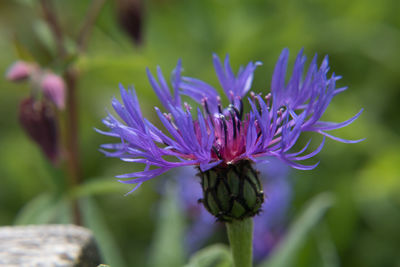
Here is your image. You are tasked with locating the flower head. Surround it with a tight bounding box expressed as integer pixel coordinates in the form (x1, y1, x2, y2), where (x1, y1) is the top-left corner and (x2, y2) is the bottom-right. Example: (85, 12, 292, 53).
(99, 49, 363, 194)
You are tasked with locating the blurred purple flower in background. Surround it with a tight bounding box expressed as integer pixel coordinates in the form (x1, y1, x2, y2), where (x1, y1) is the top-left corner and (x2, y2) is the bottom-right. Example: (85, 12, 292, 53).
(175, 158, 291, 262)
(174, 168, 216, 253)
(252, 160, 291, 261)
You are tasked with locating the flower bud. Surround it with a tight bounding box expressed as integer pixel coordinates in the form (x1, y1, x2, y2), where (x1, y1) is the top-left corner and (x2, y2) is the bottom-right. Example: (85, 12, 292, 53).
(116, 0, 143, 45)
(199, 160, 264, 222)
(41, 73, 66, 110)
(5, 61, 35, 82)
(18, 98, 60, 164)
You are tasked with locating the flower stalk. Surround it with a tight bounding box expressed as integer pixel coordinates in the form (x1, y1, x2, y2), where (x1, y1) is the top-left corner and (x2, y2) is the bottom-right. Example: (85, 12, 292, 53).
(226, 218, 254, 267)
(39, 0, 107, 225)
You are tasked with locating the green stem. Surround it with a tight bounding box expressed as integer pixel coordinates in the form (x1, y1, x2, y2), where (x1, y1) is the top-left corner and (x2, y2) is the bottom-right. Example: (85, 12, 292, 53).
(226, 218, 254, 267)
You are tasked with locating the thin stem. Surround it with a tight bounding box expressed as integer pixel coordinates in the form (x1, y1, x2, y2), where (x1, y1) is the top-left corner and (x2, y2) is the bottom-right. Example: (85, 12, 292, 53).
(76, 0, 107, 52)
(64, 68, 81, 225)
(64, 69, 80, 186)
(39, 0, 83, 225)
(39, 0, 106, 226)
(226, 218, 254, 267)
(39, 0, 66, 57)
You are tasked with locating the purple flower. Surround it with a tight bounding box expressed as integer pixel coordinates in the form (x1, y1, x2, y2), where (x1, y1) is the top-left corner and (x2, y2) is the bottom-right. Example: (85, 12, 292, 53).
(98, 49, 363, 192)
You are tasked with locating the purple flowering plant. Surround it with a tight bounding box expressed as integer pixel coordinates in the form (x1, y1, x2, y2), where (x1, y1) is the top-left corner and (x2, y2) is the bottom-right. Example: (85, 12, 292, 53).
(99, 48, 362, 189)
(99, 48, 363, 267)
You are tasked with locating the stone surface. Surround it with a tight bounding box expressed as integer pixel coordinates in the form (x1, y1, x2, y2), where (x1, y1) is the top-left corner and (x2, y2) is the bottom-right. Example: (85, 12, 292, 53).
(0, 224, 102, 267)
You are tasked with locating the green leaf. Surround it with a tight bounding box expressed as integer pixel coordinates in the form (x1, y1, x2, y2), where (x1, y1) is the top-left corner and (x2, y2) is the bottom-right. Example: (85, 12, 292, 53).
(70, 177, 126, 198)
(81, 196, 127, 267)
(33, 20, 56, 56)
(258, 193, 335, 267)
(314, 223, 340, 267)
(148, 181, 185, 267)
(13, 192, 70, 225)
(184, 244, 232, 267)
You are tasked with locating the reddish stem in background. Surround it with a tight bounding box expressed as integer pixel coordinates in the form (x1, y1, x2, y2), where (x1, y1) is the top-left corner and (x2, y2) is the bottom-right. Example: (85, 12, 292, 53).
(64, 69, 82, 225)
(77, 0, 107, 52)
(39, 0, 66, 57)
(39, 0, 107, 225)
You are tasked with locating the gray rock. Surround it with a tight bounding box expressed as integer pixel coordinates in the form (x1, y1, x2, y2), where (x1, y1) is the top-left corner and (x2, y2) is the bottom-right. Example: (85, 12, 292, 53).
(0, 224, 102, 267)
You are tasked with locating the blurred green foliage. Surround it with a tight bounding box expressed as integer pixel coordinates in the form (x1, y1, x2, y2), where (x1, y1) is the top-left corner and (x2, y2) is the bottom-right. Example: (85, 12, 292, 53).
(1, 0, 400, 266)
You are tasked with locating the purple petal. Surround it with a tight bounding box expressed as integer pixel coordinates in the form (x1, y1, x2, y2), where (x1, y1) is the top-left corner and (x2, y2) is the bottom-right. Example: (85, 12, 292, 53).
(317, 130, 366, 144)
(310, 109, 363, 131)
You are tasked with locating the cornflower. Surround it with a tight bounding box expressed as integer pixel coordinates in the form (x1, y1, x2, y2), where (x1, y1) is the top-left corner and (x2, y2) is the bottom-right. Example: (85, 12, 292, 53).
(98, 49, 363, 221)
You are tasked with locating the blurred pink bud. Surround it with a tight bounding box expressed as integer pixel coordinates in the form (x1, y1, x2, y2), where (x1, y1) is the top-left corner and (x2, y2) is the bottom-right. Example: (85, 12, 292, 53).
(5, 61, 34, 82)
(41, 73, 66, 110)
(18, 97, 60, 164)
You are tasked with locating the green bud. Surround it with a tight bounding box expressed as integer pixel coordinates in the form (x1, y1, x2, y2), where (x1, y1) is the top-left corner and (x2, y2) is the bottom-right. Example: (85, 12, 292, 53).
(198, 160, 264, 222)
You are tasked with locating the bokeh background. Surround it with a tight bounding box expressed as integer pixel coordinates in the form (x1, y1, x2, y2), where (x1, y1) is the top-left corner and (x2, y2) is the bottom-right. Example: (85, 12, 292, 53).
(1, 0, 400, 266)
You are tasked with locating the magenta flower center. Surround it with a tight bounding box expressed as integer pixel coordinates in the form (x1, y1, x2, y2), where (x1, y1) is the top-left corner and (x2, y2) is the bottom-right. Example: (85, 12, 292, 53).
(199, 99, 250, 165)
